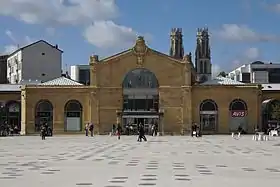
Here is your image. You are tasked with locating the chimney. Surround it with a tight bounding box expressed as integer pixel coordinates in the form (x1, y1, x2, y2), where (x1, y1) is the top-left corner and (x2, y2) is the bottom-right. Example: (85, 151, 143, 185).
(55, 45, 58, 49)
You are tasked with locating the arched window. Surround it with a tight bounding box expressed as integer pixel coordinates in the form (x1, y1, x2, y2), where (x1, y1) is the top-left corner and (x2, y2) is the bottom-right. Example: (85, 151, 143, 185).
(5, 101, 21, 131)
(199, 99, 218, 131)
(228, 99, 248, 132)
(229, 99, 247, 111)
(122, 68, 159, 88)
(121, 68, 160, 129)
(64, 100, 83, 131)
(35, 100, 53, 132)
(200, 99, 218, 111)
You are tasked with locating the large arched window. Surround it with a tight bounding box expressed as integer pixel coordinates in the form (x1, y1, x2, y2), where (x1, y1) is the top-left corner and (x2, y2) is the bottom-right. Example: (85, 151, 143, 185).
(199, 99, 218, 131)
(121, 68, 160, 128)
(229, 99, 247, 117)
(228, 99, 248, 132)
(64, 100, 83, 131)
(35, 100, 53, 132)
(122, 68, 159, 88)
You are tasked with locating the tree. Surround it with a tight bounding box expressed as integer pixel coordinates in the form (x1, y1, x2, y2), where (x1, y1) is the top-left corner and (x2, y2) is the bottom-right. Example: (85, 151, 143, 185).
(270, 103, 280, 121)
(218, 71, 227, 77)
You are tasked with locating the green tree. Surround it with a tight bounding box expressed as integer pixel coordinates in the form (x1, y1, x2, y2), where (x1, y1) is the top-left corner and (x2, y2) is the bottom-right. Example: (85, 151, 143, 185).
(218, 71, 227, 77)
(270, 103, 280, 121)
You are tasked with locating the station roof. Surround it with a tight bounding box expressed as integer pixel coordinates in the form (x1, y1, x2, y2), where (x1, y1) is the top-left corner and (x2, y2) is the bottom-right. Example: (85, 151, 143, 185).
(200, 76, 245, 85)
(39, 77, 83, 86)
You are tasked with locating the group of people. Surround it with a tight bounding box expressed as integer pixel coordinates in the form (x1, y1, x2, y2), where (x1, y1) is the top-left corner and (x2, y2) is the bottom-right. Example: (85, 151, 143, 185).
(191, 123, 201, 137)
(40, 123, 53, 140)
(0, 122, 20, 136)
(84, 123, 94, 137)
(109, 123, 148, 141)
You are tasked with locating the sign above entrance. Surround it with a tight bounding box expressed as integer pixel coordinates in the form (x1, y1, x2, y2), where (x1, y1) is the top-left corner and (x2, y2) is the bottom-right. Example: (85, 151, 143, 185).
(231, 111, 247, 117)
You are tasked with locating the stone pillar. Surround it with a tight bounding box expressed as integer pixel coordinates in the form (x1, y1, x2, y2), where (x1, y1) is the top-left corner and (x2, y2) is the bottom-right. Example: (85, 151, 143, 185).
(89, 55, 99, 86)
(182, 86, 192, 133)
(20, 90, 26, 135)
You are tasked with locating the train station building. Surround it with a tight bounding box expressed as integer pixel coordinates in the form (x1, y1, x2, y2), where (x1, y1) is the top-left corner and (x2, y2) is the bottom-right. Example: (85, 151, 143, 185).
(0, 29, 279, 135)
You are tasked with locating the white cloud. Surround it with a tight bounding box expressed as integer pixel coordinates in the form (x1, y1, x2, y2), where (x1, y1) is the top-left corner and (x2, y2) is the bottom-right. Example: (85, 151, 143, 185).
(3, 30, 35, 54)
(231, 47, 261, 67)
(83, 21, 138, 49)
(0, 0, 144, 50)
(0, 0, 119, 25)
(215, 24, 280, 42)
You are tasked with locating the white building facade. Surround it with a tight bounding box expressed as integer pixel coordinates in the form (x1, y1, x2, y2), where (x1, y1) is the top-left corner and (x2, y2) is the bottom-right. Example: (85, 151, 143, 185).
(70, 65, 90, 85)
(7, 40, 63, 84)
(227, 61, 280, 84)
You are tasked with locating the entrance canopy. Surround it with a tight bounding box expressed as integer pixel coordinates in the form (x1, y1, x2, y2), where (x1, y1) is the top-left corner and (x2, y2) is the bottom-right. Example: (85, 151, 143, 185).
(122, 115, 159, 118)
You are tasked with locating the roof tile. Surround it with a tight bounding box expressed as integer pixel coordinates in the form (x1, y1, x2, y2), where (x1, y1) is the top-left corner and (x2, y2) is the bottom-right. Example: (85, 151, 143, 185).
(40, 77, 83, 86)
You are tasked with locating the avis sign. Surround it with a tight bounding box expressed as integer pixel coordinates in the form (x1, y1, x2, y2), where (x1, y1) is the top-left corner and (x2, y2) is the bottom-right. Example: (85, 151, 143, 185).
(231, 111, 247, 117)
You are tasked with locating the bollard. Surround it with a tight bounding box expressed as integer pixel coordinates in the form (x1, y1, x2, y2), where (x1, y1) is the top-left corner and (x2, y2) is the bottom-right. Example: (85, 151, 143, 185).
(232, 132, 234, 137)
(258, 134, 262, 141)
(252, 135, 256, 141)
(238, 132, 241, 138)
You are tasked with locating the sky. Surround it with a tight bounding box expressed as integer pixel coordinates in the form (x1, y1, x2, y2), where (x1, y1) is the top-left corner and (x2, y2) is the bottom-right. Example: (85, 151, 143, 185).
(1, 0, 280, 75)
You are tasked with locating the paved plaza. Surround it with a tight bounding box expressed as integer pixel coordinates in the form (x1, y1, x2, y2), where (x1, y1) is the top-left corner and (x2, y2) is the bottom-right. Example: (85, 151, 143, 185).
(0, 135, 280, 187)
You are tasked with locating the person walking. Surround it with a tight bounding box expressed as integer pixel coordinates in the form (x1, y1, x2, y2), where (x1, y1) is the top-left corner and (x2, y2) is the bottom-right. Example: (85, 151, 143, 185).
(138, 124, 147, 142)
(89, 123, 94, 137)
(41, 124, 46, 140)
(117, 124, 122, 140)
(85, 123, 89, 136)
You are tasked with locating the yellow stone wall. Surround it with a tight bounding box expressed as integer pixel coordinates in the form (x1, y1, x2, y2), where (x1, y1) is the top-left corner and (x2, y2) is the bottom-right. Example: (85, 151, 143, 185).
(192, 85, 261, 133)
(0, 92, 21, 102)
(18, 37, 276, 135)
(262, 91, 280, 101)
(20, 86, 96, 134)
(90, 47, 194, 133)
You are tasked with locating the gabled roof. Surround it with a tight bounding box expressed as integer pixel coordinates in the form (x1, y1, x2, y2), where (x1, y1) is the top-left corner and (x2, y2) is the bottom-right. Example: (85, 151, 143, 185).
(200, 76, 245, 85)
(98, 36, 186, 65)
(8, 40, 63, 57)
(40, 77, 83, 86)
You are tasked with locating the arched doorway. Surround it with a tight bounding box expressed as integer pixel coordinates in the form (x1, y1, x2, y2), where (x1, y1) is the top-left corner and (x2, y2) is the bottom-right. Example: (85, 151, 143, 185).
(35, 100, 53, 132)
(262, 99, 280, 131)
(6, 101, 21, 130)
(199, 99, 218, 131)
(229, 99, 248, 132)
(121, 68, 160, 134)
(64, 100, 82, 131)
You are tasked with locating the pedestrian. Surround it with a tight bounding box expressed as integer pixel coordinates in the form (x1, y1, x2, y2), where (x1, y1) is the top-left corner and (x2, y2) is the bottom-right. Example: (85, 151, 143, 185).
(85, 123, 89, 136)
(89, 123, 94, 137)
(41, 124, 46, 140)
(138, 123, 147, 142)
(117, 124, 122, 140)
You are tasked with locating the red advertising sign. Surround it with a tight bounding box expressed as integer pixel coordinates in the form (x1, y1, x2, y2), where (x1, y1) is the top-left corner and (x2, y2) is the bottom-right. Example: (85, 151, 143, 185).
(231, 111, 247, 117)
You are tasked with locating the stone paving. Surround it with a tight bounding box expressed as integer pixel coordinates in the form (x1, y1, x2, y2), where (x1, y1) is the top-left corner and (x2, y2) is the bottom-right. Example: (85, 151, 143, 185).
(0, 135, 280, 187)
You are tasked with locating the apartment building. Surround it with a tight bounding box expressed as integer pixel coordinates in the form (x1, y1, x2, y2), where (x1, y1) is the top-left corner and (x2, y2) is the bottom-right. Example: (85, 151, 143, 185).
(7, 40, 63, 84)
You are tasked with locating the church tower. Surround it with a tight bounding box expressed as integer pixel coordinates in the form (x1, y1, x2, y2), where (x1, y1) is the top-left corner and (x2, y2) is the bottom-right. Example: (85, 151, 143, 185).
(195, 28, 212, 82)
(169, 28, 184, 59)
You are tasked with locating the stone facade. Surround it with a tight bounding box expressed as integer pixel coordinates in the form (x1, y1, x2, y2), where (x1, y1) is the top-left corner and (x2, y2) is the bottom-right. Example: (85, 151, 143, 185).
(13, 37, 265, 135)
